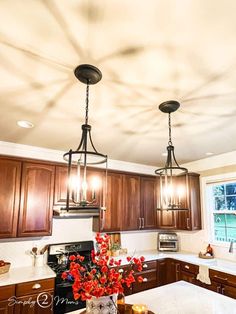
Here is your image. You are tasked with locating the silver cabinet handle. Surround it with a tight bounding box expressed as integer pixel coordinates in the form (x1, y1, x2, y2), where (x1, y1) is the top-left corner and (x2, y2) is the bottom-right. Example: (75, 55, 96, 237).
(217, 286, 221, 293)
(143, 278, 148, 282)
(142, 217, 144, 229)
(184, 265, 190, 270)
(32, 283, 41, 290)
(222, 287, 225, 295)
(138, 217, 142, 229)
(142, 263, 148, 269)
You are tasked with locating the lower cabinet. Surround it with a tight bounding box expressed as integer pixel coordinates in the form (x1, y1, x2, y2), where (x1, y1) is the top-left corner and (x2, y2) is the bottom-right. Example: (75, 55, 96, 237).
(206, 270, 236, 299)
(156, 259, 167, 286)
(166, 259, 181, 284)
(133, 261, 157, 293)
(0, 285, 15, 314)
(0, 279, 54, 313)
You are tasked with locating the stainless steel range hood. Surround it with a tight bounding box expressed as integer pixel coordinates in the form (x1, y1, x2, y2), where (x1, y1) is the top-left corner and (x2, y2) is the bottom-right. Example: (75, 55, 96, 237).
(53, 206, 100, 218)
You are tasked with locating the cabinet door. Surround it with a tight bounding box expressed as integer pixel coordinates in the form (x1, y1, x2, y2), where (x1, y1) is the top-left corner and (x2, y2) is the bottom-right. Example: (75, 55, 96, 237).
(167, 259, 181, 283)
(181, 271, 197, 284)
(140, 176, 157, 229)
(157, 259, 167, 286)
(54, 166, 104, 208)
(122, 174, 141, 231)
(54, 165, 71, 207)
(18, 162, 55, 237)
(157, 210, 177, 229)
(101, 172, 123, 232)
(14, 291, 54, 314)
(0, 158, 21, 238)
(222, 284, 236, 299)
(177, 173, 201, 230)
(0, 301, 14, 314)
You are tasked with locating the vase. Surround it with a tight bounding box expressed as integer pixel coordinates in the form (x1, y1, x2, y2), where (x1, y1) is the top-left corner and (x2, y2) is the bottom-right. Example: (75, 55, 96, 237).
(86, 294, 117, 314)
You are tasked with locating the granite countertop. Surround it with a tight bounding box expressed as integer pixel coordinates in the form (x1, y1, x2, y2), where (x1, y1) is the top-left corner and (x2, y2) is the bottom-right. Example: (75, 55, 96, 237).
(69, 281, 236, 314)
(0, 265, 56, 287)
(116, 250, 236, 276)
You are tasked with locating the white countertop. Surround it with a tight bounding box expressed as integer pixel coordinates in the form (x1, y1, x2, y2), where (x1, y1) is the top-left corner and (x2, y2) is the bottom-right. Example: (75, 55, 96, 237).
(116, 250, 236, 276)
(0, 265, 56, 287)
(69, 281, 236, 314)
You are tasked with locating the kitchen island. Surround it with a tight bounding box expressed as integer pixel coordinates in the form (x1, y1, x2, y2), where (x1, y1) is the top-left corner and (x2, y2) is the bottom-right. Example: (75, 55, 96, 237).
(69, 281, 236, 314)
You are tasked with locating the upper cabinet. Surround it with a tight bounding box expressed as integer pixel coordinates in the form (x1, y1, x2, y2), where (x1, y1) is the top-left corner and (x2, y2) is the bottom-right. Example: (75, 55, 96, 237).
(0, 158, 21, 238)
(140, 176, 157, 229)
(0, 157, 55, 239)
(94, 172, 158, 232)
(18, 162, 55, 237)
(157, 173, 202, 231)
(53, 165, 105, 210)
(177, 173, 202, 230)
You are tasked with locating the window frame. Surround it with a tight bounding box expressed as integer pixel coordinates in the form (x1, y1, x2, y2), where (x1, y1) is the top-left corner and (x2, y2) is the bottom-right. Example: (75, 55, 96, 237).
(202, 172, 236, 247)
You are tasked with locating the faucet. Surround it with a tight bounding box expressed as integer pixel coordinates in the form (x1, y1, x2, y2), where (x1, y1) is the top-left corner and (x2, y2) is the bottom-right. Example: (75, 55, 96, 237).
(229, 240, 234, 253)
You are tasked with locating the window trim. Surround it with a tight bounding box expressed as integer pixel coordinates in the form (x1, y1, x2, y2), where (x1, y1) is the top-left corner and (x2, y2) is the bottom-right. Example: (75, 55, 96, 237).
(201, 172, 236, 247)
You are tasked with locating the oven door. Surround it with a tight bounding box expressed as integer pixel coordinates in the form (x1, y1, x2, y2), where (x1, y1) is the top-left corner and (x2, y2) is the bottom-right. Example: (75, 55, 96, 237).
(54, 282, 85, 314)
(159, 240, 178, 251)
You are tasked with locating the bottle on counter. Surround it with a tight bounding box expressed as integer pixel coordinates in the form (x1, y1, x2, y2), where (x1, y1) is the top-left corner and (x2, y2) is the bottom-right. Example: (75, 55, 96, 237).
(206, 244, 213, 256)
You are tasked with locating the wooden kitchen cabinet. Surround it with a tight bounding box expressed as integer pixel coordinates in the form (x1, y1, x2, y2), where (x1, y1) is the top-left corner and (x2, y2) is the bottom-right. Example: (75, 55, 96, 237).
(94, 172, 140, 232)
(0, 158, 21, 238)
(15, 278, 54, 314)
(133, 260, 157, 293)
(17, 162, 55, 237)
(122, 174, 141, 230)
(177, 173, 201, 230)
(207, 269, 236, 299)
(54, 165, 105, 209)
(157, 173, 201, 231)
(97, 172, 123, 232)
(156, 259, 168, 286)
(166, 259, 181, 283)
(0, 285, 15, 314)
(140, 176, 157, 229)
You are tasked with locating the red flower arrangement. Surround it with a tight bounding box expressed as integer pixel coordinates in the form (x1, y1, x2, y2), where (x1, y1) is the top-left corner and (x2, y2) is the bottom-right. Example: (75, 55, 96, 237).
(62, 233, 145, 301)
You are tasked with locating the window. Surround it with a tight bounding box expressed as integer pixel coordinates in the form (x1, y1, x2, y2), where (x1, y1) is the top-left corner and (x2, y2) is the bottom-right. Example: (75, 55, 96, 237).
(207, 179, 236, 243)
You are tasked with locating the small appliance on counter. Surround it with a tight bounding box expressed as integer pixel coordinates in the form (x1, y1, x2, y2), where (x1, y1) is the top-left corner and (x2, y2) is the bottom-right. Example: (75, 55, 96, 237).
(158, 232, 178, 252)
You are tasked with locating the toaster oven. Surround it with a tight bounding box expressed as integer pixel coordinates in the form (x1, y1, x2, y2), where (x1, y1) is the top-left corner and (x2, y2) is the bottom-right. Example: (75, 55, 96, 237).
(158, 232, 178, 252)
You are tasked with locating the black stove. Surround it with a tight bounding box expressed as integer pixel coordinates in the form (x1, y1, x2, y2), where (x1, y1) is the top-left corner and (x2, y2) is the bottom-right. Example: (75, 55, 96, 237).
(47, 241, 94, 314)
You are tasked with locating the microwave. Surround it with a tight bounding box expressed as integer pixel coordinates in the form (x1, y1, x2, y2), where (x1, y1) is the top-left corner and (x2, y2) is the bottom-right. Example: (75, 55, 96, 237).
(158, 232, 178, 252)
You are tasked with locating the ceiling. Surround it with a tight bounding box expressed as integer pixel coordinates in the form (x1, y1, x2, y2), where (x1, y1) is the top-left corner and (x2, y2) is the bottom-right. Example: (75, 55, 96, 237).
(0, 0, 236, 166)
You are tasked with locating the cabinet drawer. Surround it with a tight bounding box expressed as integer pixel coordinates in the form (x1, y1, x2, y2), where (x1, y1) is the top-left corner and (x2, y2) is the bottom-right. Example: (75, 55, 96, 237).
(181, 262, 199, 274)
(133, 270, 157, 293)
(0, 285, 15, 301)
(134, 260, 157, 272)
(210, 269, 236, 287)
(16, 278, 54, 297)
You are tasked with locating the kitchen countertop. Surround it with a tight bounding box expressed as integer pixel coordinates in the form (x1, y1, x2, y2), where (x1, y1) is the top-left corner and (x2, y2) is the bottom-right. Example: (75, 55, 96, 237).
(0, 264, 56, 287)
(116, 250, 236, 276)
(69, 281, 236, 314)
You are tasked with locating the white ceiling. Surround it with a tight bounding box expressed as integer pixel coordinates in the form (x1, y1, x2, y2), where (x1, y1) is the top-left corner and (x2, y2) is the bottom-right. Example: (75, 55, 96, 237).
(0, 0, 236, 166)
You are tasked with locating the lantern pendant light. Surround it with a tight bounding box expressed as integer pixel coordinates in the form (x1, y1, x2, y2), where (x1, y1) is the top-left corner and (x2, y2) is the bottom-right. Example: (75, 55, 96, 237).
(63, 64, 108, 212)
(155, 100, 189, 211)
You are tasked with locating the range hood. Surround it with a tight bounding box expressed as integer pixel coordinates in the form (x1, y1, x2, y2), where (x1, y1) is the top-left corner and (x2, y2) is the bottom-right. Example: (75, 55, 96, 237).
(53, 206, 100, 218)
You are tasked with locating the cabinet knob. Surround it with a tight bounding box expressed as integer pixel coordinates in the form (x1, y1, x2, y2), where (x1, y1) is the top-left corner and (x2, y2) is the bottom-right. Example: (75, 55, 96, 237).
(184, 265, 190, 270)
(32, 283, 41, 290)
(118, 268, 124, 273)
(142, 263, 148, 269)
(142, 278, 148, 282)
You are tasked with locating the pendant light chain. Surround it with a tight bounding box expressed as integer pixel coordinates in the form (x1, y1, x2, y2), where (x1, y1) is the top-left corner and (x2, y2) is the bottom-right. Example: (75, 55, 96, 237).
(168, 113, 172, 146)
(85, 80, 89, 125)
